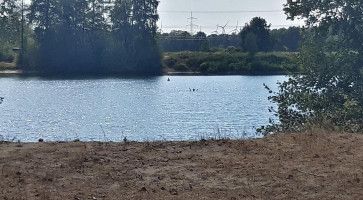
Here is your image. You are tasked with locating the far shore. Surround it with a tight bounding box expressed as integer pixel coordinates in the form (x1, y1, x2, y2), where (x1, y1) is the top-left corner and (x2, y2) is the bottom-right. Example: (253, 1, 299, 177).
(0, 69, 287, 77)
(1, 131, 362, 199)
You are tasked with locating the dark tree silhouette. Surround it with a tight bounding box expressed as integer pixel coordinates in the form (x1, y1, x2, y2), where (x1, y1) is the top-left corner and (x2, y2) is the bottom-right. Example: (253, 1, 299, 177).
(240, 17, 271, 52)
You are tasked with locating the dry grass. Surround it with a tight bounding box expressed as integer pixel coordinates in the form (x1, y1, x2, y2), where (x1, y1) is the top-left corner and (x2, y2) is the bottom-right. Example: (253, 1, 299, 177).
(1, 131, 363, 199)
(0, 61, 16, 69)
(0, 55, 17, 70)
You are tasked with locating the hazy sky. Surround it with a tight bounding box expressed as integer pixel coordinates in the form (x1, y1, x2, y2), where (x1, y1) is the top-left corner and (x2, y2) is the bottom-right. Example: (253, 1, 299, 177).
(18, 0, 305, 34)
(158, 0, 305, 34)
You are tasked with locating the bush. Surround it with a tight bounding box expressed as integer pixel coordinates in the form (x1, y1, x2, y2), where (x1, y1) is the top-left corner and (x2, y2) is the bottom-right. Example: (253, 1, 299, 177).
(0, 51, 15, 63)
(209, 47, 224, 52)
(199, 62, 211, 73)
(178, 53, 190, 59)
(163, 58, 176, 67)
(229, 62, 250, 72)
(249, 61, 281, 74)
(199, 62, 219, 73)
(225, 46, 238, 53)
(186, 57, 203, 70)
(257, 53, 289, 64)
(207, 64, 219, 74)
(174, 63, 189, 71)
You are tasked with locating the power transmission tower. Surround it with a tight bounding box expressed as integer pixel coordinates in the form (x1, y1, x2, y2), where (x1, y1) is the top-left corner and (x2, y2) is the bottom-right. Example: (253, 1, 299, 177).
(158, 21, 164, 34)
(187, 12, 198, 35)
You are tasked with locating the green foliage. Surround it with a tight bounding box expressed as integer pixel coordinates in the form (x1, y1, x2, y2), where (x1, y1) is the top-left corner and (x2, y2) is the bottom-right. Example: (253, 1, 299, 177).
(0, 0, 22, 63)
(199, 62, 210, 73)
(174, 63, 189, 72)
(264, 0, 363, 133)
(164, 52, 295, 75)
(159, 31, 240, 52)
(270, 27, 301, 52)
(22, 36, 39, 69)
(0, 51, 14, 62)
(163, 58, 176, 68)
(243, 33, 258, 57)
(25, 0, 162, 75)
(225, 46, 238, 53)
(249, 61, 280, 74)
(229, 61, 249, 72)
(200, 41, 210, 52)
(240, 17, 271, 52)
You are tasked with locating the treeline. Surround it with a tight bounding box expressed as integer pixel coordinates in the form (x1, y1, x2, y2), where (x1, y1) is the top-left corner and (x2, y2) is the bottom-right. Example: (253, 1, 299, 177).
(1, 0, 162, 75)
(159, 17, 301, 53)
(159, 31, 240, 52)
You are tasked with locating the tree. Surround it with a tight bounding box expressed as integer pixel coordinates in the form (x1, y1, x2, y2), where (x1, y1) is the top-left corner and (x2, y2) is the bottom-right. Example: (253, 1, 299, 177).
(239, 17, 271, 52)
(110, 0, 161, 74)
(243, 32, 257, 57)
(266, 0, 363, 133)
(26, 0, 162, 75)
(196, 31, 206, 39)
(270, 27, 301, 52)
(0, 0, 22, 61)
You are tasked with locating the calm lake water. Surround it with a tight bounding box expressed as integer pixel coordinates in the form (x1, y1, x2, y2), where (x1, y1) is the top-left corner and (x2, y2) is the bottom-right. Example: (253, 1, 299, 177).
(0, 75, 287, 142)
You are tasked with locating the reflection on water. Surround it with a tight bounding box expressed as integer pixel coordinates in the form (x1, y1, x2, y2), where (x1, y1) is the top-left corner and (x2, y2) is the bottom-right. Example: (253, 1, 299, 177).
(0, 76, 287, 142)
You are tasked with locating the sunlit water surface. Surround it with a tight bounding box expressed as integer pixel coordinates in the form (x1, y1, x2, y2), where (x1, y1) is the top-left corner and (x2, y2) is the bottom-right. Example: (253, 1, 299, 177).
(0, 76, 287, 142)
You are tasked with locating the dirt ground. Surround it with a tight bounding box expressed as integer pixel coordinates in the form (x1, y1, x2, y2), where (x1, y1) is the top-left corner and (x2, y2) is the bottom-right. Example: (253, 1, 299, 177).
(1, 131, 363, 200)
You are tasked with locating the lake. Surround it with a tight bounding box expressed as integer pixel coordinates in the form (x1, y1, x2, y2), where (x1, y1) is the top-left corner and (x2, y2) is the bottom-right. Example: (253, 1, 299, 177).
(0, 75, 287, 142)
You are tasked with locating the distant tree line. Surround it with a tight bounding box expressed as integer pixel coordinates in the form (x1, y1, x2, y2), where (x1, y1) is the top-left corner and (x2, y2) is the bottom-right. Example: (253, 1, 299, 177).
(1, 0, 162, 75)
(159, 31, 240, 52)
(158, 17, 301, 53)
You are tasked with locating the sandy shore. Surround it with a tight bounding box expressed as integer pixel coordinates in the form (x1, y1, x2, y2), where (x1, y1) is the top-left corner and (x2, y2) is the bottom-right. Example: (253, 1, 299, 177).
(1, 131, 362, 199)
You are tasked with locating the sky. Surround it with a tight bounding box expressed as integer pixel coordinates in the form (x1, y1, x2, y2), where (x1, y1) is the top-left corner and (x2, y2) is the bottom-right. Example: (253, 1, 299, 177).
(18, 0, 305, 35)
(158, 0, 305, 34)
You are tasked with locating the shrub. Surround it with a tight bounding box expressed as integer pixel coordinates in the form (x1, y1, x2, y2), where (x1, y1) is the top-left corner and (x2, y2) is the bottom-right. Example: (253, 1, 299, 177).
(186, 57, 203, 70)
(207, 64, 219, 74)
(229, 62, 250, 72)
(178, 53, 190, 59)
(0, 51, 15, 63)
(249, 61, 281, 74)
(199, 62, 210, 73)
(174, 63, 189, 72)
(163, 58, 176, 67)
(225, 46, 238, 53)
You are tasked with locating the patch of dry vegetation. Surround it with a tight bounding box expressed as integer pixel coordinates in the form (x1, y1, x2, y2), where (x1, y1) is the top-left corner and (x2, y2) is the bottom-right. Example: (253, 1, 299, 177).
(0, 55, 17, 70)
(1, 131, 363, 199)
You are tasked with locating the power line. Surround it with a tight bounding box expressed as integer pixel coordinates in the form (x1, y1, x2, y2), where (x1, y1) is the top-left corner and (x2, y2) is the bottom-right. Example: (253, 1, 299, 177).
(163, 24, 300, 29)
(159, 10, 283, 14)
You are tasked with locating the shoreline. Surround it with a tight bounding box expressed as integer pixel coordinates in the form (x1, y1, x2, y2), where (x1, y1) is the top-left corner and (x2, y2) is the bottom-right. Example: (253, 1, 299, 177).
(0, 69, 287, 77)
(1, 131, 362, 199)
